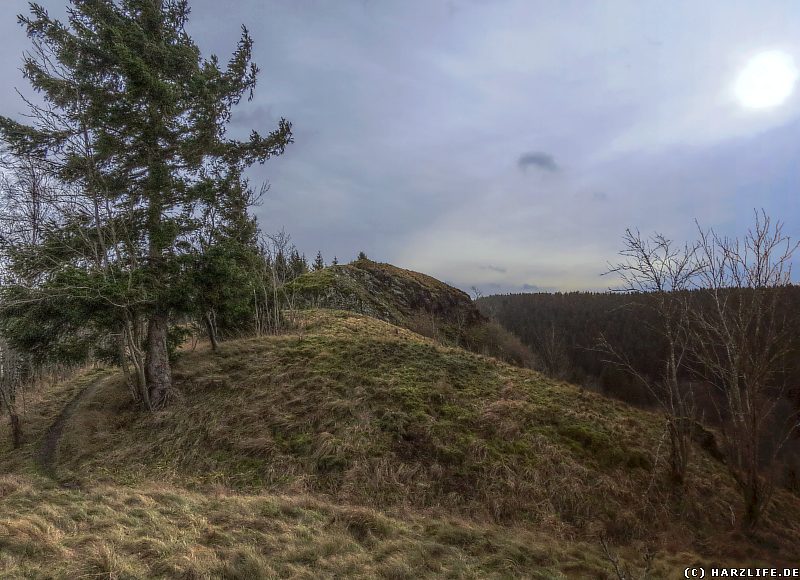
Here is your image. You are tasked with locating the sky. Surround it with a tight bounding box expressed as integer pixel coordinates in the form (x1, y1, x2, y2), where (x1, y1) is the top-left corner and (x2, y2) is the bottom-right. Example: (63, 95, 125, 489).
(1, 0, 799, 293)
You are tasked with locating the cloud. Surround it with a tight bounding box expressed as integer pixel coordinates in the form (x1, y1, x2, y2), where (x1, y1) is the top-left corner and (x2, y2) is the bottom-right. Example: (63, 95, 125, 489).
(480, 264, 507, 273)
(517, 151, 559, 173)
(6, 0, 791, 293)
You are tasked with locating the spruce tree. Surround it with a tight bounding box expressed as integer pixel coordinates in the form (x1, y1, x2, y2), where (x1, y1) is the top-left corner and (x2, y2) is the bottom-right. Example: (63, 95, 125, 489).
(288, 249, 308, 280)
(312, 251, 324, 271)
(0, 1, 291, 409)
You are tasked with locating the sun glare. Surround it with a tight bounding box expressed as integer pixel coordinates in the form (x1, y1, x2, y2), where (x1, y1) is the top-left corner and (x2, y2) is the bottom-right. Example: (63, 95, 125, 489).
(734, 50, 798, 109)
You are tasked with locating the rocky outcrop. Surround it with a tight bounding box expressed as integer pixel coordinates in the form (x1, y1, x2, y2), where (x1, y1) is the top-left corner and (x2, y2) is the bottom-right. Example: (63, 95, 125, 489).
(287, 259, 485, 333)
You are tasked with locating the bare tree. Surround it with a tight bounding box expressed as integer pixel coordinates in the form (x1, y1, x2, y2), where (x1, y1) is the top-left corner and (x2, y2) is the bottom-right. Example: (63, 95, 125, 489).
(254, 230, 302, 336)
(602, 229, 703, 485)
(0, 152, 85, 434)
(1, 143, 152, 410)
(469, 286, 483, 301)
(534, 321, 571, 379)
(690, 211, 799, 529)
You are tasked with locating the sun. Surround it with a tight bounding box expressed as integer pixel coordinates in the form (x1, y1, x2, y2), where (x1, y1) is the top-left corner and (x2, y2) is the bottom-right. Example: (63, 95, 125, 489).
(734, 50, 798, 109)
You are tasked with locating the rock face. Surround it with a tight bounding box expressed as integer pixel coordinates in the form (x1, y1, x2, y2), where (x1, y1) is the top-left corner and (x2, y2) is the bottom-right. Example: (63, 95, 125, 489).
(287, 259, 485, 334)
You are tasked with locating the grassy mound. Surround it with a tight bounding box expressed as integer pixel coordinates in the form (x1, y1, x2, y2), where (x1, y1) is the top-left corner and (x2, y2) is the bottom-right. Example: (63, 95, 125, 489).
(39, 311, 800, 562)
(1, 310, 799, 576)
(287, 259, 483, 330)
(288, 259, 534, 365)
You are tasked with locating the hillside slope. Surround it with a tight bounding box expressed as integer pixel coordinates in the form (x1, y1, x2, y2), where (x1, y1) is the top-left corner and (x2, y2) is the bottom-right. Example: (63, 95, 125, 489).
(0, 472, 622, 579)
(22, 315, 800, 549)
(288, 259, 533, 365)
(288, 259, 484, 330)
(1, 310, 799, 576)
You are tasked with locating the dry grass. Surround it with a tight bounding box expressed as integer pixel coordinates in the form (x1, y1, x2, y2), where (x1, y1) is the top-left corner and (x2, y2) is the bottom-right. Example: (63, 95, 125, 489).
(49, 313, 800, 553)
(0, 310, 798, 576)
(0, 366, 111, 474)
(0, 472, 669, 579)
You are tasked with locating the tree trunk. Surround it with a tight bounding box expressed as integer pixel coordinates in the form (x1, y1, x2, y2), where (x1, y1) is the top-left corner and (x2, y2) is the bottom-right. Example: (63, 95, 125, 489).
(118, 329, 140, 403)
(124, 316, 150, 409)
(9, 412, 22, 449)
(743, 481, 762, 531)
(204, 311, 219, 352)
(145, 312, 172, 410)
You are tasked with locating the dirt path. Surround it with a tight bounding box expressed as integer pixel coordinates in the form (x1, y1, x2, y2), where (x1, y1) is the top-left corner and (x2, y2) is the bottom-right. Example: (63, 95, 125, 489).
(38, 378, 104, 480)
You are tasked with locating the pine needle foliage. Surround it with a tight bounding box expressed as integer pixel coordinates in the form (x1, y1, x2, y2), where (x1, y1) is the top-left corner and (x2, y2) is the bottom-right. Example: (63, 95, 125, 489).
(0, 0, 292, 409)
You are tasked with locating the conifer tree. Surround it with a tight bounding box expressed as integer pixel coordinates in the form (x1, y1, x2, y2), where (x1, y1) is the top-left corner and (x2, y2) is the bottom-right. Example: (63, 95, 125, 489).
(0, 1, 292, 409)
(288, 249, 308, 279)
(312, 251, 324, 271)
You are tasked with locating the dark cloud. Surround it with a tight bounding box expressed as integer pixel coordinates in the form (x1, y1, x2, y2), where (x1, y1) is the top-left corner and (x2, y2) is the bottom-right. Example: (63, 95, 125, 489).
(592, 191, 608, 202)
(517, 152, 559, 173)
(480, 264, 507, 273)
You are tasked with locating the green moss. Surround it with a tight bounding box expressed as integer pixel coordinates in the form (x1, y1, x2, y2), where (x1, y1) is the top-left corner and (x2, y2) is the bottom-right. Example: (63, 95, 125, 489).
(286, 268, 337, 295)
(558, 423, 613, 451)
(556, 422, 652, 470)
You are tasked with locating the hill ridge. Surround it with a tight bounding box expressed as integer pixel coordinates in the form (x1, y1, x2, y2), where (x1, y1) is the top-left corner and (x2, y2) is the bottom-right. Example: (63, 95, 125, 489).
(1, 304, 799, 575)
(36, 310, 800, 556)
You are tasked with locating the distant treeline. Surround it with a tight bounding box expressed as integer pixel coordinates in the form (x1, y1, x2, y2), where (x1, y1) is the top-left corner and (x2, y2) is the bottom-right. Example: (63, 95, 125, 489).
(477, 288, 800, 408)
